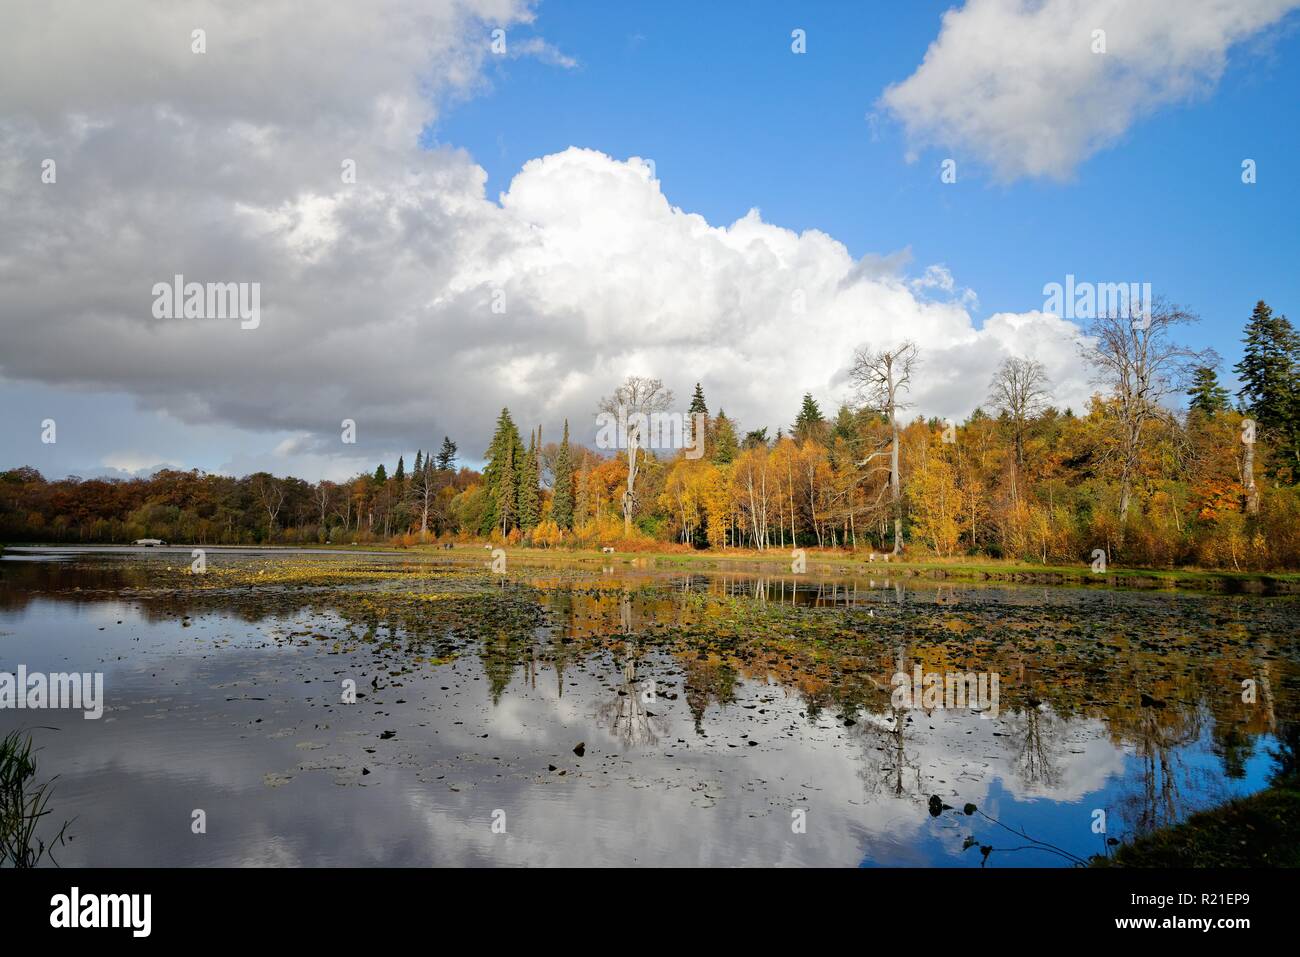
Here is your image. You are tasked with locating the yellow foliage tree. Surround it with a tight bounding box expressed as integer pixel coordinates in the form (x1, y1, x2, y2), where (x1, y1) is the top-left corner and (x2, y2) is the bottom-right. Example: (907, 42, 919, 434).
(908, 439, 961, 557)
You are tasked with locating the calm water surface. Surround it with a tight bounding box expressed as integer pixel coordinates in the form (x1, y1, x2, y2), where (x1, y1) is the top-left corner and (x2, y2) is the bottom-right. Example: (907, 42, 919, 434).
(1, 546, 1295, 867)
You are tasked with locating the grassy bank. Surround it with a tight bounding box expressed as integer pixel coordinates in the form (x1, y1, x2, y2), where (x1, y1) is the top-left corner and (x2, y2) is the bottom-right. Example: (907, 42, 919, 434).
(386, 543, 1300, 593)
(1095, 775, 1300, 867)
(643, 551, 1300, 592)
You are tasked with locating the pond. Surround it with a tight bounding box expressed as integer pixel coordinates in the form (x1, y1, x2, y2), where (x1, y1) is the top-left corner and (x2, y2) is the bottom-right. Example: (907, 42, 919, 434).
(1, 546, 1296, 866)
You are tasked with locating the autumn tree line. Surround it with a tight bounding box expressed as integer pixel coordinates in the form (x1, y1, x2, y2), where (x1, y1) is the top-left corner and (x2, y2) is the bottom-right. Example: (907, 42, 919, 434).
(0, 437, 468, 548)
(3, 300, 1298, 569)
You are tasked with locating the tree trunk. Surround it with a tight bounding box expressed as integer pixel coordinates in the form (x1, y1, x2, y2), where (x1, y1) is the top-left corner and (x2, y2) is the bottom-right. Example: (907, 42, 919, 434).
(622, 439, 638, 536)
(890, 419, 903, 556)
(1243, 435, 1259, 516)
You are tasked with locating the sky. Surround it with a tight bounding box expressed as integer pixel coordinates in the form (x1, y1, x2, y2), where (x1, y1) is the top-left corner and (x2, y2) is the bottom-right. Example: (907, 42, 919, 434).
(1, 0, 1297, 481)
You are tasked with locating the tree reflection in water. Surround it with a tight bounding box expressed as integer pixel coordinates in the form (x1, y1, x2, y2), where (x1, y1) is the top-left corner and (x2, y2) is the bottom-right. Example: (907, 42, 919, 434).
(854, 647, 926, 804)
(1118, 704, 1205, 836)
(600, 652, 665, 749)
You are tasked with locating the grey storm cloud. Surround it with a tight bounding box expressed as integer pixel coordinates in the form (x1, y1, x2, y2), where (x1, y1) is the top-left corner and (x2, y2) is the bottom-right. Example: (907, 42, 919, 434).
(1, 0, 1092, 475)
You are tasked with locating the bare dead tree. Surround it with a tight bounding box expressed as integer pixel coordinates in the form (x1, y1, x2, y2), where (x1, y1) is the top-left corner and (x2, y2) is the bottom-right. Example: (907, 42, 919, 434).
(598, 375, 673, 536)
(851, 341, 919, 556)
(1080, 299, 1211, 534)
(250, 473, 286, 539)
(1242, 418, 1260, 516)
(331, 485, 353, 532)
(987, 356, 1051, 504)
(313, 480, 334, 531)
(410, 460, 437, 536)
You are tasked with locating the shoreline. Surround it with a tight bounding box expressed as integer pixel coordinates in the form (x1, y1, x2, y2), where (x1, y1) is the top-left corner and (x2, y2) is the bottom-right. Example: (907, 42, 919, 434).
(5, 540, 1300, 593)
(1094, 775, 1300, 868)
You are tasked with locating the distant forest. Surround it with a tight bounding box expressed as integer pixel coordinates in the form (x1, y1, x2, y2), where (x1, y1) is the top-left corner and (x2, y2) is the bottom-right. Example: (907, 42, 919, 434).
(3, 301, 1298, 570)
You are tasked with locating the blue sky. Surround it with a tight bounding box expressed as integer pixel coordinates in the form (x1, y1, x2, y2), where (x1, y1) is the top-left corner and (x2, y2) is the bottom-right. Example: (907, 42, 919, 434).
(440, 0, 1299, 365)
(2, 0, 1298, 480)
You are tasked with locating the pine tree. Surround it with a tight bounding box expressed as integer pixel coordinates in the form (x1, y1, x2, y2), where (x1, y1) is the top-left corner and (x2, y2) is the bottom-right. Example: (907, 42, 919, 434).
(793, 393, 826, 441)
(373, 464, 387, 484)
(436, 436, 458, 471)
(1186, 366, 1230, 417)
(519, 427, 541, 531)
(831, 404, 857, 443)
(412, 450, 423, 475)
(498, 443, 517, 537)
(1234, 300, 1299, 467)
(481, 409, 524, 535)
(712, 409, 738, 465)
(688, 383, 708, 416)
(552, 419, 575, 530)
(394, 455, 405, 483)
(686, 382, 709, 451)
(573, 450, 591, 528)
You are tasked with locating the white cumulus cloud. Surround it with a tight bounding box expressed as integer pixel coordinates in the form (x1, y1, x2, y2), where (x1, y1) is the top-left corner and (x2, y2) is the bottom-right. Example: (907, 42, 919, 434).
(880, 0, 1299, 181)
